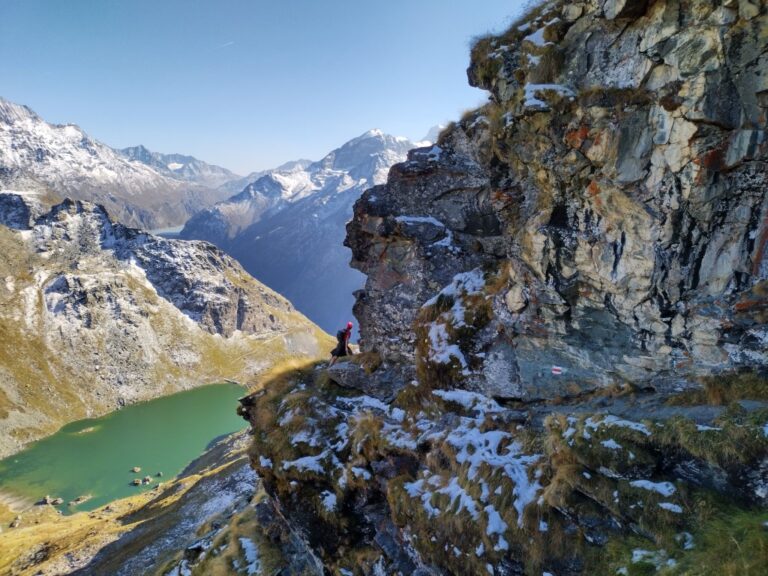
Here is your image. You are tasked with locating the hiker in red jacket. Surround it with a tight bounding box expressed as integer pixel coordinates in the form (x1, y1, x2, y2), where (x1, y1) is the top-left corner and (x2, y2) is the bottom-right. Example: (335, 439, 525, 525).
(329, 321, 354, 366)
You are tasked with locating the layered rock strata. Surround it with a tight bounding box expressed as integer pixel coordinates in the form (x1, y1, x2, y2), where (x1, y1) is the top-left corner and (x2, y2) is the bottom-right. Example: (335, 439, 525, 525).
(347, 0, 768, 400)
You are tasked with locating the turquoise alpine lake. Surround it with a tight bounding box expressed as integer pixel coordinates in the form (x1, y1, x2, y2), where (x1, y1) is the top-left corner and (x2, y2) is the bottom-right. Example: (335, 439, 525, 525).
(0, 382, 246, 515)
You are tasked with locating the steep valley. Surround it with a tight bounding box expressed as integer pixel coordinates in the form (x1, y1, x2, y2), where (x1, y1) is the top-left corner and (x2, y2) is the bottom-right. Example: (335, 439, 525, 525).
(180, 130, 418, 334)
(0, 191, 331, 459)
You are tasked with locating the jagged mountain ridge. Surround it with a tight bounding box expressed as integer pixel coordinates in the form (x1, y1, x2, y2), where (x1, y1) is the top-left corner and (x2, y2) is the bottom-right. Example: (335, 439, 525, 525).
(216, 158, 315, 196)
(0, 191, 329, 458)
(181, 129, 415, 245)
(181, 129, 417, 333)
(0, 98, 234, 229)
(117, 144, 241, 189)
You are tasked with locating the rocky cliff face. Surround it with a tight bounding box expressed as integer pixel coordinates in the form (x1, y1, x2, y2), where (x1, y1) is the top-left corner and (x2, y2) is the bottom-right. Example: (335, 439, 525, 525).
(0, 191, 329, 458)
(347, 0, 768, 399)
(238, 2, 768, 575)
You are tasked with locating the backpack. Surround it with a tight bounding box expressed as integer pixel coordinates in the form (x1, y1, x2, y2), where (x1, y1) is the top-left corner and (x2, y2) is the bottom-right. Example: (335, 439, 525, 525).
(336, 329, 346, 344)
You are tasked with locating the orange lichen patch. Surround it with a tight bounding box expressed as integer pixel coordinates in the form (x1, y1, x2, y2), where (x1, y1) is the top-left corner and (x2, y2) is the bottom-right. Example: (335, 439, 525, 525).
(750, 220, 768, 277)
(734, 297, 768, 314)
(564, 125, 590, 149)
(578, 285, 594, 298)
(693, 145, 727, 185)
(586, 180, 601, 197)
(732, 290, 768, 322)
(491, 188, 521, 209)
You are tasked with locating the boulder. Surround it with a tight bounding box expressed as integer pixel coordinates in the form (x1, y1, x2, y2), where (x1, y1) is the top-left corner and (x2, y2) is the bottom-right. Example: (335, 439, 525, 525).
(603, 0, 649, 20)
(325, 362, 405, 402)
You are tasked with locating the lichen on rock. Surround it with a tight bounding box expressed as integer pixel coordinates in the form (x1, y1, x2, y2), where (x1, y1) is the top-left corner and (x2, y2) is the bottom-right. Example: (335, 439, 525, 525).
(347, 0, 768, 400)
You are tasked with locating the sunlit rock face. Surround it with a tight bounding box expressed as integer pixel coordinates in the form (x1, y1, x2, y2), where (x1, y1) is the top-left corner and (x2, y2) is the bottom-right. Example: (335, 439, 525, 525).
(347, 0, 768, 400)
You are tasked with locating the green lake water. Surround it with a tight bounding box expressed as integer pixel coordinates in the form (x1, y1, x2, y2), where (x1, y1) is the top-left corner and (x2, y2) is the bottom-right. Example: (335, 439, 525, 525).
(0, 382, 246, 514)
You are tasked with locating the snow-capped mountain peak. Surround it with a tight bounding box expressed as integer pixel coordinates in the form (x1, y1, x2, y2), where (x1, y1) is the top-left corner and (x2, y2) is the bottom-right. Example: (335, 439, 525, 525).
(179, 129, 420, 332)
(0, 97, 236, 229)
(117, 145, 241, 189)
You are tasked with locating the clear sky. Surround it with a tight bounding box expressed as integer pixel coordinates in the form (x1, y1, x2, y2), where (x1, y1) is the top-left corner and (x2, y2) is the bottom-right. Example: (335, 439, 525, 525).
(0, 0, 525, 174)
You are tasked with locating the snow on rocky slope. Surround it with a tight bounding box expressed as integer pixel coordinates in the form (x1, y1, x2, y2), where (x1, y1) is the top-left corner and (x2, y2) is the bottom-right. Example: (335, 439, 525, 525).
(0, 191, 329, 458)
(0, 98, 233, 229)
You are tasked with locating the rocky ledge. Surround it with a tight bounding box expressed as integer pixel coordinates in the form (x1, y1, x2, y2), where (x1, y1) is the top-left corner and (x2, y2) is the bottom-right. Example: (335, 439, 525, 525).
(239, 363, 768, 575)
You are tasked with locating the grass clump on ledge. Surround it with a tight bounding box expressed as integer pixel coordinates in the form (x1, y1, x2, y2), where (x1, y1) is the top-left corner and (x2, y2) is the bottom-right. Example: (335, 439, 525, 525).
(667, 371, 768, 406)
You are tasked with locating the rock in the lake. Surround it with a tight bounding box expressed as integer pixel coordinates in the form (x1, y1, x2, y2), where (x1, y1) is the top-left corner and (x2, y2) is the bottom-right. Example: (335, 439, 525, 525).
(68, 494, 92, 506)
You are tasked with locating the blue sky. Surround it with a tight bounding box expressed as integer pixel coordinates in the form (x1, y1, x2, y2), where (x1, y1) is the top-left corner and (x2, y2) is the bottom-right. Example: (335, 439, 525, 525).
(1, 0, 525, 173)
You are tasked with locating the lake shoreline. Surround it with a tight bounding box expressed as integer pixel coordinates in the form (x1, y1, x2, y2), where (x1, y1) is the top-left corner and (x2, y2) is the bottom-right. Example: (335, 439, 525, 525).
(0, 382, 247, 515)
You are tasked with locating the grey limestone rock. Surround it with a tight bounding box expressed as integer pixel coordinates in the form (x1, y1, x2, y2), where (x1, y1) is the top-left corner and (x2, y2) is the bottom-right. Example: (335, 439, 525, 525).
(347, 0, 768, 400)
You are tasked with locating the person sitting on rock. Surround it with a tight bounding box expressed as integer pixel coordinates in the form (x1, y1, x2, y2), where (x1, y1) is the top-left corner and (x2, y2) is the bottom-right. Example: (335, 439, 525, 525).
(329, 321, 354, 366)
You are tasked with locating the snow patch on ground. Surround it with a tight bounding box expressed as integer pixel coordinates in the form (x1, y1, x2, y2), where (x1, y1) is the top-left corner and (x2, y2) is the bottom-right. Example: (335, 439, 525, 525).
(282, 450, 328, 474)
(658, 502, 683, 513)
(432, 389, 503, 413)
(396, 215, 445, 227)
(630, 480, 676, 497)
(428, 323, 469, 371)
(321, 490, 337, 511)
(586, 415, 651, 436)
(523, 83, 575, 109)
(523, 27, 550, 47)
(445, 423, 541, 526)
(601, 439, 623, 451)
(485, 505, 509, 551)
(423, 269, 486, 308)
(238, 537, 261, 575)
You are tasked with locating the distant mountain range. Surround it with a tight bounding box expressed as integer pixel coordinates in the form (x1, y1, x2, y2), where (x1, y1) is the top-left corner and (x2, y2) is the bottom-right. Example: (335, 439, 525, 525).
(117, 145, 241, 189)
(180, 129, 428, 334)
(0, 98, 238, 229)
(0, 94, 441, 333)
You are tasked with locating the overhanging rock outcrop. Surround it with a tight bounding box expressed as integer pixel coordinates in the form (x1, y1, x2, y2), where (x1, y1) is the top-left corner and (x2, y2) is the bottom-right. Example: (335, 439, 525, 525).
(346, 0, 768, 400)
